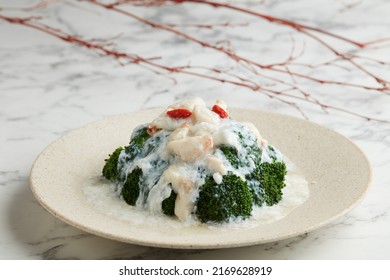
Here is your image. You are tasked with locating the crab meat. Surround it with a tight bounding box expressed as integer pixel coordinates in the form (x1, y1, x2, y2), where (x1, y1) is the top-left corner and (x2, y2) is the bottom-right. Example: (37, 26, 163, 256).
(167, 135, 213, 162)
(205, 156, 227, 175)
(189, 122, 217, 137)
(212, 129, 240, 149)
(151, 114, 189, 131)
(169, 97, 206, 111)
(163, 165, 195, 221)
(147, 124, 161, 136)
(259, 138, 268, 147)
(169, 123, 190, 141)
(193, 105, 220, 125)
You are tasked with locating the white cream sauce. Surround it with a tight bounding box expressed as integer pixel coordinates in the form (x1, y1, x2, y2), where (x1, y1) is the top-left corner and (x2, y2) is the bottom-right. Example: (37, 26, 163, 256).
(82, 157, 309, 230)
(117, 98, 288, 222)
(88, 98, 310, 228)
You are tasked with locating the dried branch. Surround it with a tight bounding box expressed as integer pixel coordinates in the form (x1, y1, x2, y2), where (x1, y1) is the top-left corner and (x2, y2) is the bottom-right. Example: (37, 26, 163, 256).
(86, 0, 389, 93)
(179, 0, 389, 89)
(0, 0, 389, 123)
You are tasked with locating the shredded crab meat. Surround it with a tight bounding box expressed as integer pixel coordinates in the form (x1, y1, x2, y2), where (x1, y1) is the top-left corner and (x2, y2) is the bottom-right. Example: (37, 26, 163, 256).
(193, 105, 221, 125)
(167, 135, 214, 162)
(205, 155, 227, 175)
(163, 165, 195, 221)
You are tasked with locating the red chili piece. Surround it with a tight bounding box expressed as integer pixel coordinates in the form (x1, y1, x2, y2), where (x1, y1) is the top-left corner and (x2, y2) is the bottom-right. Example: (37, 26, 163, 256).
(166, 108, 192, 119)
(212, 105, 229, 119)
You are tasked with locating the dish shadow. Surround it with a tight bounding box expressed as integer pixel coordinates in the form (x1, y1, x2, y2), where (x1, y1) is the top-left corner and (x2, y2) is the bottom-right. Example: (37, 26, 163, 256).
(8, 180, 315, 259)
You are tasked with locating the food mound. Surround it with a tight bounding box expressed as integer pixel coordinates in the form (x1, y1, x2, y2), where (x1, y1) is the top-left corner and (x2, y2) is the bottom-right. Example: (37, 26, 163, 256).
(102, 98, 287, 223)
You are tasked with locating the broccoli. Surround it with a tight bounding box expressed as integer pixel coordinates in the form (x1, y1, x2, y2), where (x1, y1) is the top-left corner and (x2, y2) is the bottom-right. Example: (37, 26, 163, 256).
(219, 134, 286, 208)
(259, 161, 287, 206)
(245, 161, 286, 207)
(218, 126, 262, 170)
(103, 126, 150, 182)
(245, 173, 263, 206)
(219, 144, 242, 168)
(102, 147, 123, 181)
(124, 126, 151, 161)
(162, 188, 177, 216)
(121, 167, 143, 206)
(195, 173, 253, 223)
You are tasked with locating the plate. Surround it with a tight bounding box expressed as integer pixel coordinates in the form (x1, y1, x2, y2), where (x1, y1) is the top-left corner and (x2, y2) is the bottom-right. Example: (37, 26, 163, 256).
(29, 108, 371, 249)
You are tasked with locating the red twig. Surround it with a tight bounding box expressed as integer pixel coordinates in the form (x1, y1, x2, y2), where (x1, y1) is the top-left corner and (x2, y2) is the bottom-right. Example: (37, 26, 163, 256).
(300, 29, 388, 86)
(173, 0, 367, 47)
(165, 21, 249, 29)
(87, 0, 389, 93)
(173, 0, 389, 88)
(1, 1, 389, 123)
(121, 0, 369, 47)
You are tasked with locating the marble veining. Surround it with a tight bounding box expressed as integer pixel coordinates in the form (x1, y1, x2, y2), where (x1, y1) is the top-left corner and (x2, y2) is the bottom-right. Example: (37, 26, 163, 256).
(1, 0, 390, 259)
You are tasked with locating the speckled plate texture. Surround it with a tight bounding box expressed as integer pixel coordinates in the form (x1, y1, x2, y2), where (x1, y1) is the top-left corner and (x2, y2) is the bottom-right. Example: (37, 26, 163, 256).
(30, 108, 371, 249)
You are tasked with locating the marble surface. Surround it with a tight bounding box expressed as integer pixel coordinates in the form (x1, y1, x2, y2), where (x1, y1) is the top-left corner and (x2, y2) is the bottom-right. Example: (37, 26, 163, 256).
(1, 0, 389, 259)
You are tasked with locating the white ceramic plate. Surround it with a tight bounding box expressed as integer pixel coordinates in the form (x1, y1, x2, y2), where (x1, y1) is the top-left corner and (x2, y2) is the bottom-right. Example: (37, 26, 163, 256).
(30, 108, 371, 249)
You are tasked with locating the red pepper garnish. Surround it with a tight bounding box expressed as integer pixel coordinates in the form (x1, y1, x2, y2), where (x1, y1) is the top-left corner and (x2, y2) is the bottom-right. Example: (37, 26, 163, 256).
(212, 104, 229, 119)
(166, 108, 192, 119)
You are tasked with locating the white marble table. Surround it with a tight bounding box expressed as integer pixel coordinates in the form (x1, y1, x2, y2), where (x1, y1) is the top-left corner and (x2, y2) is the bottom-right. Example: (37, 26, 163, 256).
(1, 0, 389, 259)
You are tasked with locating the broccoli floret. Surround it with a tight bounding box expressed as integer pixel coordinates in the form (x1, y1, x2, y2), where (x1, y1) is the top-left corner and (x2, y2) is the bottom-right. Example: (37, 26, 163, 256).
(219, 126, 262, 170)
(245, 172, 263, 206)
(124, 126, 151, 161)
(245, 145, 286, 207)
(195, 173, 253, 223)
(102, 147, 123, 181)
(219, 144, 242, 168)
(121, 167, 143, 206)
(162, 188, 177, 216)
(260, 161, 287, 206)
(131, 125, 150, 146)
